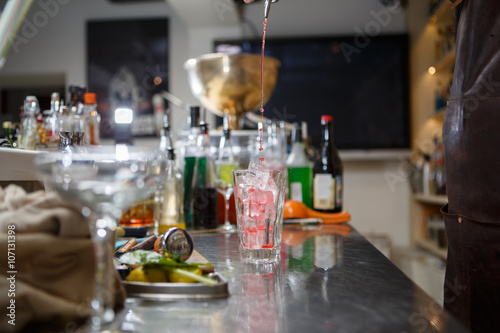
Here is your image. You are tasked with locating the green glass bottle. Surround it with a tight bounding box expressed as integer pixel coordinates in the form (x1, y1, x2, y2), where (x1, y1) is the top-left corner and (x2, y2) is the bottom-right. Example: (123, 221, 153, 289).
(286, 122, 313, 208)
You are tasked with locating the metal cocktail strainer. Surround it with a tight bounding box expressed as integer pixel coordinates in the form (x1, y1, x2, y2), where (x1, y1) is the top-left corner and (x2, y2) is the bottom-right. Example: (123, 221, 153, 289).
(159, 227, 194, 261)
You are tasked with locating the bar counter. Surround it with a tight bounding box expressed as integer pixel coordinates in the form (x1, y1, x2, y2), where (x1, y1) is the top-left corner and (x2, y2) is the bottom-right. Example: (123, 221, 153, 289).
(108, 224, 469, 332)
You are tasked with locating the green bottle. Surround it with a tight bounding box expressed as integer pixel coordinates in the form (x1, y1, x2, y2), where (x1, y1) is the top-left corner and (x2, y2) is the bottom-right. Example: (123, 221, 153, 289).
(183, 106, 200, 229)
(286, 122, 312, 208)
(2, 121, 13, 147)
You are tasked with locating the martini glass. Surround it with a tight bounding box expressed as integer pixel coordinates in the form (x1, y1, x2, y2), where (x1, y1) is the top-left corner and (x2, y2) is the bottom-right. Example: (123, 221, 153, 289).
(216, 115, 238, 232)
(34, 145, 166, 328)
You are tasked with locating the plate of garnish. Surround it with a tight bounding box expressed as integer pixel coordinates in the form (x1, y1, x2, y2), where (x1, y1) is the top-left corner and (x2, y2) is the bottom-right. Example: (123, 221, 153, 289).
(116, 228, 229, 300)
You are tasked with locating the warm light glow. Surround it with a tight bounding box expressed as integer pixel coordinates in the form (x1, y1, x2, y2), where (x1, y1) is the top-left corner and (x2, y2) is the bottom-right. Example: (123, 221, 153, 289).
(428, 66, 436, 75)
(222, 54, 230, 73)
(154, 76, 162, 85)
(115, 108, 133, 124)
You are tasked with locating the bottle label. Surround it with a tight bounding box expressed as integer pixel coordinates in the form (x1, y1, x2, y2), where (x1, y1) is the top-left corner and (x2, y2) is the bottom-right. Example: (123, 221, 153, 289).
(335, 175, 343, 209)
(290, 182, 303, 202)
(313, 174, 335, 210)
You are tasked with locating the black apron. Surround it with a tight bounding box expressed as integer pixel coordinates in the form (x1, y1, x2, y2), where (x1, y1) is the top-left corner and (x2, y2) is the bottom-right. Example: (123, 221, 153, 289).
(443, 0, 500, 331)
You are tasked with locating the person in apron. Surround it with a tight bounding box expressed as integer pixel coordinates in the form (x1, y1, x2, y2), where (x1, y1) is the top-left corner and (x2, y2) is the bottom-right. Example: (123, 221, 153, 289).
(443, 0, 500, 331)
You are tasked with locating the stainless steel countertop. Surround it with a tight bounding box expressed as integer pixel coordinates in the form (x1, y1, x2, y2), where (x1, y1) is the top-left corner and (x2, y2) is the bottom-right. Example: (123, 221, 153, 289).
(111, 225, 469, 333)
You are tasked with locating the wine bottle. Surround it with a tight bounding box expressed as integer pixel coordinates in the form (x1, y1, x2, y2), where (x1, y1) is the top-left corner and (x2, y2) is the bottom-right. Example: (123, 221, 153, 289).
(286, 122, 312, 208)
(191, 122, 218, 230)
(182, 106, 200, 229)
(312, 115, 343, 213)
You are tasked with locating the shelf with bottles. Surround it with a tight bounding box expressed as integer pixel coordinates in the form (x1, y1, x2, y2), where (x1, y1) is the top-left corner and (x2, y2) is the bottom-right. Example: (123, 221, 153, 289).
(411, 202, 448, 260)
(429, 0, 454, 25)
(2, 87, 103, 151)
(411, 136, 446, 195)
(428, 0, 456, 68)
(413, 193, 448, 206)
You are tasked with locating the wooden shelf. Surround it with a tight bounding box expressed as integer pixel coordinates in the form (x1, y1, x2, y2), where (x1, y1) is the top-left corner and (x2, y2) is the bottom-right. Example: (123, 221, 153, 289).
(413, 193, 448, 206)
(434, 47, 456, 72)
(416, 238, 447, 260)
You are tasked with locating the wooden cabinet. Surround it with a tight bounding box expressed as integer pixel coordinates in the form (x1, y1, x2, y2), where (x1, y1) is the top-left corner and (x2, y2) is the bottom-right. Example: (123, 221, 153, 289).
(407, 0, 456, 259)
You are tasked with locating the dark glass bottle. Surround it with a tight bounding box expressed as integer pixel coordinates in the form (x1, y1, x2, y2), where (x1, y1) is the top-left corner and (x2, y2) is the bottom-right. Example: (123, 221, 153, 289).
(2, 121, 13, 146)
(312, 115, 343, 213)
(191, 122, 218, 230)
(183, 106, 200, 229)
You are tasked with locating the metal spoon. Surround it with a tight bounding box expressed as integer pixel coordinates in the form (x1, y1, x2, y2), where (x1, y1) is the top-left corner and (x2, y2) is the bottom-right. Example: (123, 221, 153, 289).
(159, 227, 194, 261)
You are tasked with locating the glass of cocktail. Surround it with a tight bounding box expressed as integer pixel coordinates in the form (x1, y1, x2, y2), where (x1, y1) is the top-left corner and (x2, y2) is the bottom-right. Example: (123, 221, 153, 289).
(232, 163, 287, 262)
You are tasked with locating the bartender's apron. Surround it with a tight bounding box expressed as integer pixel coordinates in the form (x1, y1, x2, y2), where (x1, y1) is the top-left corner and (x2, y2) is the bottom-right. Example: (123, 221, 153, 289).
(442, 0, 500, 331)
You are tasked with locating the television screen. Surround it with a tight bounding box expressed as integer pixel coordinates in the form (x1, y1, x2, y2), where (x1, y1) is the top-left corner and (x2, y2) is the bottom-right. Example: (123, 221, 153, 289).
(214, 34, 410, 150)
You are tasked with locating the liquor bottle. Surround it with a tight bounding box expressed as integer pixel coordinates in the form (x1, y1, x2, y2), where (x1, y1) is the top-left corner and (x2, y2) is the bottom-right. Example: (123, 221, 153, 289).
(60, 86, 85, 133)
(434, 138, 446, 195)
(159, 113, 173, 152)
(83, 92, 101, 145)
(422, 154, 432, 195)
(286, 122, 313, 208)
(156, 147, 185, 235)
(36, 110, 44, 144)
(57, 99, 68, 133)
(18, 96, 41, 150)
(312, 115, 343, 213)
(42, 92, 61, 145)
(2, 121, 13, 146)
(191, 122, 218, 230)
(183, 106, 200, 229)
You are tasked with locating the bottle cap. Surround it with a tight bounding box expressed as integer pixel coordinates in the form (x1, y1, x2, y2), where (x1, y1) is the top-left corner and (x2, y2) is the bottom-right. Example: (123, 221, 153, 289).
(51, 92, 60, 101)
(84, 92, 96, 105)
(321, 115, 333, 123)
(24, 96, 39, 114)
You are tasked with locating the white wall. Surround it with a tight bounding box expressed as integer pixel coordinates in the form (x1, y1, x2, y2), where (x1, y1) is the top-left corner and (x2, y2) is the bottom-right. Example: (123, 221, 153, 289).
(0, 0, 411, 250)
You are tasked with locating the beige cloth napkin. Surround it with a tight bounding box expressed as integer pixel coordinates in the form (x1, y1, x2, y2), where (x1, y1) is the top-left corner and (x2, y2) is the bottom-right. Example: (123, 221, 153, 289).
(0, 185, 125, 332)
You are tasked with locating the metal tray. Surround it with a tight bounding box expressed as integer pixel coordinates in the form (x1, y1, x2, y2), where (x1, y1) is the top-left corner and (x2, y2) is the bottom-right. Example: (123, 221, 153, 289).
(122, 273, 229, 300)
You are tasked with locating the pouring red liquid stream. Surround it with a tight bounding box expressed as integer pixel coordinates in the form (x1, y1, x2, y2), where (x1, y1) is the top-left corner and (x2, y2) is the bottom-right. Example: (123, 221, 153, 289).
(258, 17, 268, 163)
